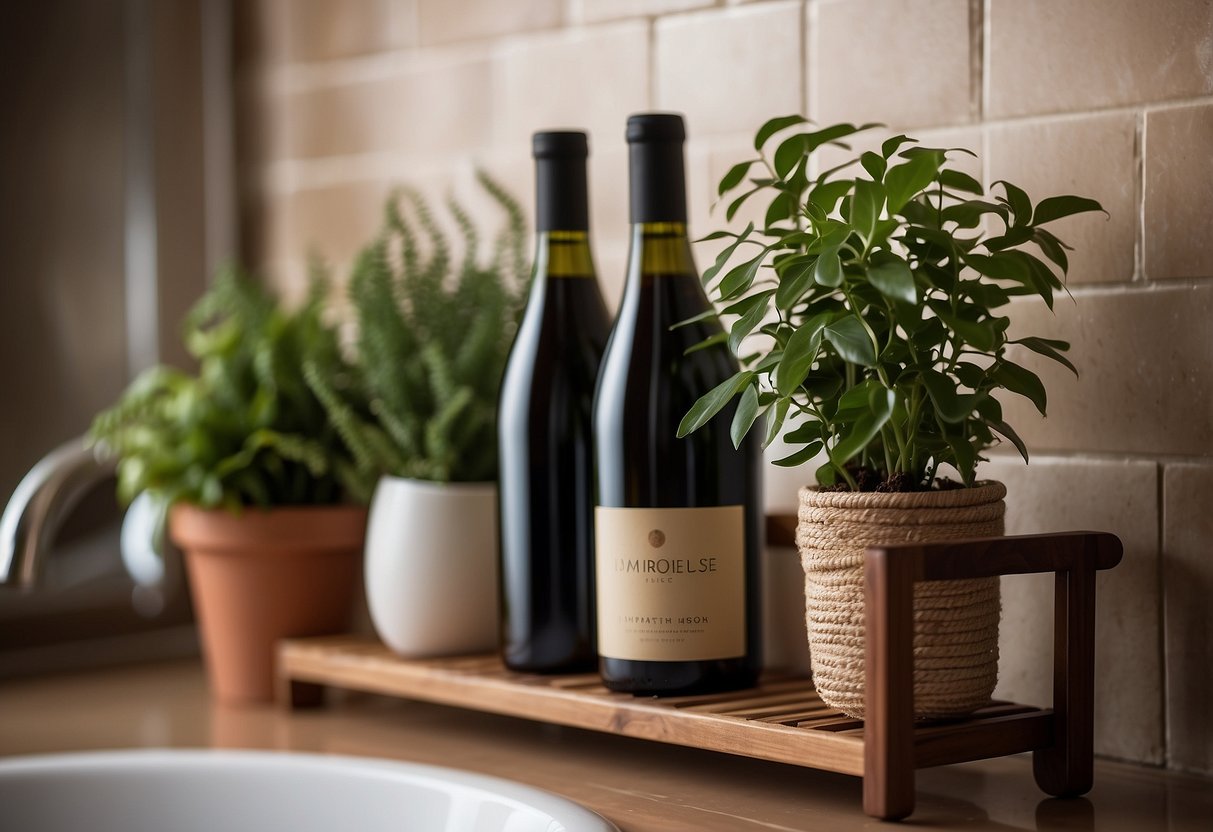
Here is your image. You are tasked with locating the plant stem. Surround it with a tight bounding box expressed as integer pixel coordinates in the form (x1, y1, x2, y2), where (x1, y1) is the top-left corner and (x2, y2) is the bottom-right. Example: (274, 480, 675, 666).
(880, 427, 895, 477)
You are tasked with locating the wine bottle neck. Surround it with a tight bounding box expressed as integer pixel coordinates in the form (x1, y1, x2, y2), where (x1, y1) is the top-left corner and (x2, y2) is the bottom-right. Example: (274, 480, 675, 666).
(535, 152, 589, 232)
(627, 222, 697, 277)
(628, 141, 687, 224)
(536, 230, 596, 279)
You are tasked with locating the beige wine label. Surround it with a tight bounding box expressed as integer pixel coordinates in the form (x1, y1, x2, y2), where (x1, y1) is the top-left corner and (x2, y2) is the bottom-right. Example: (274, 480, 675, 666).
(595, 505, 745, 662)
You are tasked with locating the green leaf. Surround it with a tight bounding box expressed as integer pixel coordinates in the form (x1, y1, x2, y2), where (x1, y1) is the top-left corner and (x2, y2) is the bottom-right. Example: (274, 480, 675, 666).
(809, 179, 854, 214)
(700, 221, 753, 285)
(993, 180, 1032, 226)
(813, 462, 835, 487)
(719, 160, 757, 196)
(755, 114, 807, 150)
(773, 440, 824, 468)
(1033, 228, 1071, 273)
(775, 312, 830, 396)
(936, 307, 998, 352)
(939, 168, 983, 195)
(805, 122, 880, 152)
(718, 252, 766, 298)
(942, 199, 1009, 228)
(730, 384, 761, 448)
(813, 247, 843, 287)
(783, 420, 821, 444)
(828, 387, 895, 465)
(763, 397, 791, 449)
(1032, 195, 1106, 225)
(860, 151, 886, 181)
(1012, 336, 1077, 376)
(824, 316, 877, 366)
(989, 418, 1029, 464)
(983, 226, 1035, 251)
(726, 187, 761, 222)
(684, 331, 728, 355)
(722, 288, 774, 317)
(836, 378, 880, 416)
(920, 368, 976, 423)
(670, 307, 718, 330)
(954, 361, 986, 388)
(1021, 253, 1063, 308)
(677, 370, 755, 437)
(764, 190, 796, 228)
(728, 292, 772, 355)
(868, 218, 899, 250)
(994, 360, 1048, 415)
(866, 252, 916, 303)
(850, 179, 883, 245)
(944, 434, 978, 485)
(774, 134, 808, 179)
(961, 279, 1011, 309)
(963, 251, 1032, 283)
(775, 256, 816, 311)
(881, 134, 915, 158)
(885, 151, 943, 214)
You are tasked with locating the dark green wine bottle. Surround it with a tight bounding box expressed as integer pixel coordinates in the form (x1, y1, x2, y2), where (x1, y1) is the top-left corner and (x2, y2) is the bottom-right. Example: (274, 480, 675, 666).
(592, 113, 763, 695)
(499, 131, 611, 673)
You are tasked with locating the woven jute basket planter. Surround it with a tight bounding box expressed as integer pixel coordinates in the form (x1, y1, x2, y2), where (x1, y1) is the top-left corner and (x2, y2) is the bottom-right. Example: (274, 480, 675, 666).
(796, 481, 1005, 719)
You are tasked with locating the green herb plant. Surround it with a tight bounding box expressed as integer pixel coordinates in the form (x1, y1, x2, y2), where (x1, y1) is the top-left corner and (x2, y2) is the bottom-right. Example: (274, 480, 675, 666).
(306, 171, 528, 486)
(678, 116, 1104, 491)
(90, 270, 366, 509)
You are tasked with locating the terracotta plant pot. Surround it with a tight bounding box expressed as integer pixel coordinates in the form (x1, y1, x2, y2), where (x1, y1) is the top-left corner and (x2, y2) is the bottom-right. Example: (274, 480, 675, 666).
(796, 481, 1005, 719)
(170, 503, 367, 705)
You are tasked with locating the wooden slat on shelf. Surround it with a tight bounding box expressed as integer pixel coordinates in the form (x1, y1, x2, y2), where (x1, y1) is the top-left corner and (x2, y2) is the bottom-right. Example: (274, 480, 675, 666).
(281, 635, 866, 776)
(279, 635, 1058, 779)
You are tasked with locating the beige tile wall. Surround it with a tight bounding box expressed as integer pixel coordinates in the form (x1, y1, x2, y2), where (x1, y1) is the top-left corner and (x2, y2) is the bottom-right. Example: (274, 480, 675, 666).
(235, 0, 1213, 772)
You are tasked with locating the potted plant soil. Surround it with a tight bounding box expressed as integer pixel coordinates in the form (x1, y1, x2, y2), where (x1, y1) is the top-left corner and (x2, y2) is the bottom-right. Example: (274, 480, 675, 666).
(90, 273, 369, 704)
(307, 172, 528, 658)
(679, 116, 1103, 718)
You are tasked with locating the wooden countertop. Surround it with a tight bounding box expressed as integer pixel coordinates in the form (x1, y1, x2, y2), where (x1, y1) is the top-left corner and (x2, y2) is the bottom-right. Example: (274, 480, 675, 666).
(0, 660, 1209, 831)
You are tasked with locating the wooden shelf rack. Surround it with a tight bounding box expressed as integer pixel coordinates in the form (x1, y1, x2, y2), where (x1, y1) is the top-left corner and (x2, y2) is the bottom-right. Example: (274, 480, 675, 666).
(280, 530, 1122, 821)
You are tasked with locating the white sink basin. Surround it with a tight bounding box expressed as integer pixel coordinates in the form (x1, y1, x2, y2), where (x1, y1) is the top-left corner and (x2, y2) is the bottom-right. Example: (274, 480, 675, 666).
(0, 749, 618, 832)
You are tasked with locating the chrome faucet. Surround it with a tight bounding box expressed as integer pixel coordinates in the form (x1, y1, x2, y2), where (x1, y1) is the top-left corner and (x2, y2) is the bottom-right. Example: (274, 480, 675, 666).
(0, 439, 117, 590)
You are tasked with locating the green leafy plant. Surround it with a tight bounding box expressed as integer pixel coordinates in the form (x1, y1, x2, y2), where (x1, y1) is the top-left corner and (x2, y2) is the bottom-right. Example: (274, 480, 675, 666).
(306, 171, 528, 486)
(678, 116, 1104, 492)
(89, 270, 366, 509)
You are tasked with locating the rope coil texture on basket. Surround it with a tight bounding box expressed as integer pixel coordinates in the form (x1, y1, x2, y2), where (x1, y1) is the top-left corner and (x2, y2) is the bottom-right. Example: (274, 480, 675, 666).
(796, 481, 1006, 719)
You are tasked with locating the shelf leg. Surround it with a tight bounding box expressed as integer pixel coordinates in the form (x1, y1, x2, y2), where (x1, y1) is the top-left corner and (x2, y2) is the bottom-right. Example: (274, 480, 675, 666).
(863, 548, 916, 820)
(1033, 546, 1097, 797)
(282, 677, 327, 710)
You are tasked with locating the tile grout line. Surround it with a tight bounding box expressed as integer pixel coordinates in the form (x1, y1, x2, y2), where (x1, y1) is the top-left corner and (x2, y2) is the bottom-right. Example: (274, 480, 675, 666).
(1156, 461, 1171, 768)
(981, 0, 992, 122)
(646, 15, 657, 111)
(249, 96, 1213, 195)
(800, 0, 810, 120)
(1136, 111, 1149, 283)
(985, 448, 1213, 466)
(969, 0, 984, 123)
(978, 0, 990, 189)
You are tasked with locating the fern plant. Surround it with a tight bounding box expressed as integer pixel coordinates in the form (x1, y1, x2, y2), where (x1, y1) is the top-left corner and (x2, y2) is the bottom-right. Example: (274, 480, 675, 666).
(89, 269, 368, 509)
(307, 170, 528, 486)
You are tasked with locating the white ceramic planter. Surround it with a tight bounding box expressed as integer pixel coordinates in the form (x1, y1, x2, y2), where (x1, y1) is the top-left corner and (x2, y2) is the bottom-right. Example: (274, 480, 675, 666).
(365, 476, 500, 657)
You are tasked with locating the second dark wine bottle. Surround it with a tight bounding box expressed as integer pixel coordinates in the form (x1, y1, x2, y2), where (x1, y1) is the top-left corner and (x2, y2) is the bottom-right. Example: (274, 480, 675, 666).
(498, 131, 611, 673)
(592, 113, 763, 695)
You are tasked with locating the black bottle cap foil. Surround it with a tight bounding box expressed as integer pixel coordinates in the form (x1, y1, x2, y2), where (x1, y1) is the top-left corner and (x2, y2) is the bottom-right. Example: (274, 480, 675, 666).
(533, 130, 590, 232)
(626, 112, 688, 224)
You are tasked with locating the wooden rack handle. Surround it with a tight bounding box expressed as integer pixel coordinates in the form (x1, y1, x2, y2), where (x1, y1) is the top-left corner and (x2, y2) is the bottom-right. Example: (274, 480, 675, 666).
(869, 531, 1123, 580)
(862, 531, 1123, 821)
